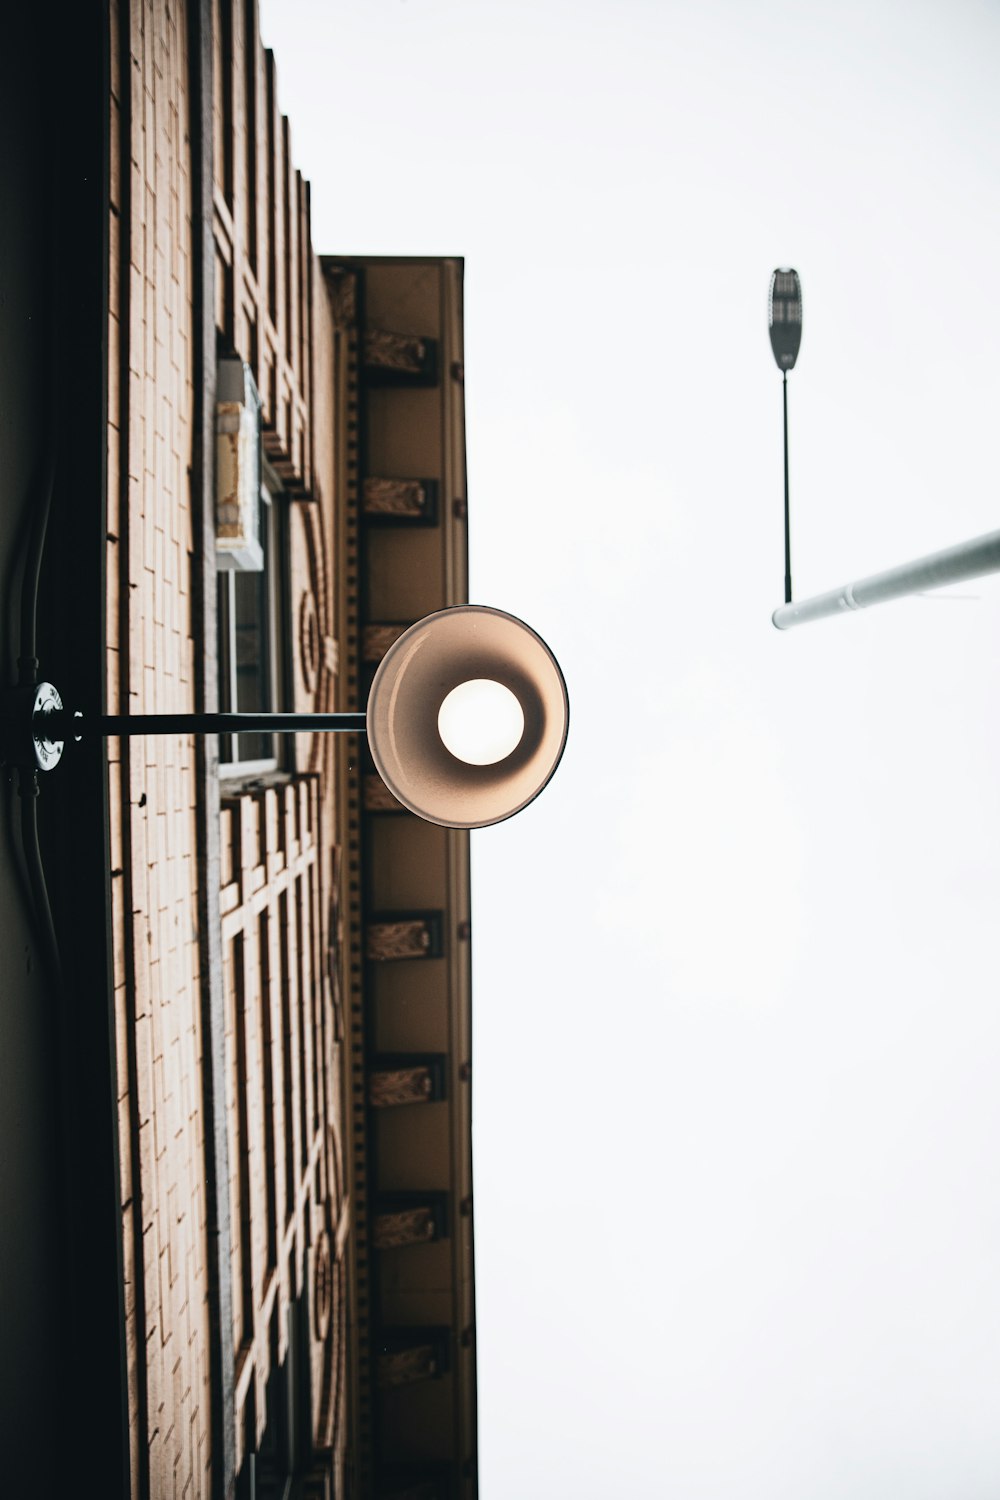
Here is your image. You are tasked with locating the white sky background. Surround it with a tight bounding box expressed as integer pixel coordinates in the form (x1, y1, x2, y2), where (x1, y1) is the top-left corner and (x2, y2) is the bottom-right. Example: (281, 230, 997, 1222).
(261, 2, 1000, 1493)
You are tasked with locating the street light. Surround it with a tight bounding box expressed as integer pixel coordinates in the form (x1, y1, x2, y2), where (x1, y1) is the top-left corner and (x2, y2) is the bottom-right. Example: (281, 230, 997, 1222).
(0, 604, 570, 831)
(766, 267, 1000, 630)
(769, 267, 803, 605)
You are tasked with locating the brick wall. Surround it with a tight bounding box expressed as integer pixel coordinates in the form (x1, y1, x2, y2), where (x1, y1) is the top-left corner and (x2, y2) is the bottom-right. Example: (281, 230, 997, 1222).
(107, 1, 212, 1496)
(107, 2, 346, 1495)
(211, 1, 346, 1487)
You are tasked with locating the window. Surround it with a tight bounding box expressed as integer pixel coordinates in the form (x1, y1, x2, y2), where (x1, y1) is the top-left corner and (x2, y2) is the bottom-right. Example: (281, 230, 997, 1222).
(217, 480, 287, 775)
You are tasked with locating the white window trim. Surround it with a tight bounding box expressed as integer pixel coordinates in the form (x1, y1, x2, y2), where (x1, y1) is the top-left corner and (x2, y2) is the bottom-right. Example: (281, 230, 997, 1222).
(218, 475, 289, 780)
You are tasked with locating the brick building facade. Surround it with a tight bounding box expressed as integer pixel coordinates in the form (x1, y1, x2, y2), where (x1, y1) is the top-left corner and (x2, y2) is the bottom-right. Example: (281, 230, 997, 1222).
(106, 2, 478, 1495)
(106, 1, 344, 1487)
(1, 4, 475, 1498)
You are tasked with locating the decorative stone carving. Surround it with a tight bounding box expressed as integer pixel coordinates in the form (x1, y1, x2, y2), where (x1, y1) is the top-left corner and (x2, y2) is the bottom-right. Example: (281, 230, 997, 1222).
(325, 267, 358, 328)
(362, 623, 410, 663)
(377, 1344, 439, 1390)
(362, 477, 438, 524)
(366, 917, 439, 961)
(313, 1227, 332, 1341)
(364, 775, 404, 813)
(364, 328, 437, 383)
(299, 588, 320, 693)
(368, 1067, 434, 1108)
(372, 1206, 438, 1250)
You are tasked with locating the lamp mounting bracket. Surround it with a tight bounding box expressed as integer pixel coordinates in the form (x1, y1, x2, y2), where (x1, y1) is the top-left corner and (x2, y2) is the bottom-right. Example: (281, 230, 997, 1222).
(0, 681, 68, 773)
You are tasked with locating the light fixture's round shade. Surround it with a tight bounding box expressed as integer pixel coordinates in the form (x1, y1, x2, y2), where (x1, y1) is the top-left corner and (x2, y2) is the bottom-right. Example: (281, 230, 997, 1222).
(366, 605, 569, 829)
(768, 266, 803, 371)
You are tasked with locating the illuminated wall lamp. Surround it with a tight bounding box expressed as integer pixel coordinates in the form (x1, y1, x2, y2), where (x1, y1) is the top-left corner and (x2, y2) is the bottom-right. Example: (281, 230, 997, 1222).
(0, 606, 569, 830)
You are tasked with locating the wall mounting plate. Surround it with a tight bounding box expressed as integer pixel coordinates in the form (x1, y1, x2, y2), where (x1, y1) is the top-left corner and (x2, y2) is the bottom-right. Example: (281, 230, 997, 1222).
(0, 681, 65, 772)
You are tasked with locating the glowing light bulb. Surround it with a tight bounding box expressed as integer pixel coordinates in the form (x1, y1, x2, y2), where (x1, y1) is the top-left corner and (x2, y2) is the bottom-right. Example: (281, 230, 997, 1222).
(437, 679, 524, 766)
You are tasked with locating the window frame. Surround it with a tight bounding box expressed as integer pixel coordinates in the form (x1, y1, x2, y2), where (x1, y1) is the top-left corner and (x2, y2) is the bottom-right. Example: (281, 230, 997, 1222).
(217, 467, 291, 782)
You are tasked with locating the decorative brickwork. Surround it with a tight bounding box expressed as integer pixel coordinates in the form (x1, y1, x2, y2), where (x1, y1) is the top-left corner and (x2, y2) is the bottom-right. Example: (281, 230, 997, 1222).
(106, 1, 209, 1495)
(212, 0, 314, 493)
(330, 257, 476, 1495)
(218, 776, 346, 1471)
(106, 3, 347, 1495)
(104, 12, 475, 1481)
(324, 281, 374, 1493)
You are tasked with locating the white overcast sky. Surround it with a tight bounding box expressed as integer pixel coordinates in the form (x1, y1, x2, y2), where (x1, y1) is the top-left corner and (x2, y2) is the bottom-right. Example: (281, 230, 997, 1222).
(261, 3, 1000, 1494)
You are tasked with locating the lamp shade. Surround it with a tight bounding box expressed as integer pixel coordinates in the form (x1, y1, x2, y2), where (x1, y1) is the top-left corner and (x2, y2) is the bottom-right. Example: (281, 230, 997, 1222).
(366, 606, 569, 829)
(768, 267, 803, 371)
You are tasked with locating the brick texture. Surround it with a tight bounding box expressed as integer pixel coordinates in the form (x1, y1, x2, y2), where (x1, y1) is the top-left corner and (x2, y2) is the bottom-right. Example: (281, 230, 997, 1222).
(107, 1, 347, 1495)
(107, 1, 210, 1496)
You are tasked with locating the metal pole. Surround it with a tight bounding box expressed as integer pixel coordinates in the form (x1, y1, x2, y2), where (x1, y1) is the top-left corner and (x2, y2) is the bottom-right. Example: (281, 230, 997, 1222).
(772, 527, 1000, 630)
(43, 709, 369, 737)
(783, 371, 792, 605)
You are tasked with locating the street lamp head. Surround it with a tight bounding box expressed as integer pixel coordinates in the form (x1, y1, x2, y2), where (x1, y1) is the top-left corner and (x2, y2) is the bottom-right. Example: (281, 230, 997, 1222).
(3, 607, 571, 832)
(768, 267, 803, 372)
(366, 605, 569, 829)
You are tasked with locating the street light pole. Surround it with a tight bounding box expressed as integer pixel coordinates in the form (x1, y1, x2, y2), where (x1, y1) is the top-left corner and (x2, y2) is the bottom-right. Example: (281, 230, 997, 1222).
(772, 527, 1000, 630)
(769, 268, 803, 606)
(782, 370, 791, 605)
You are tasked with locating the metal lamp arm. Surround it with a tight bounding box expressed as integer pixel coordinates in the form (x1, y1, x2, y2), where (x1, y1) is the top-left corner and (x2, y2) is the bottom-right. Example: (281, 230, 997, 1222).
(43, 709, 369, 739)
(773, 527, 1000, 629)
